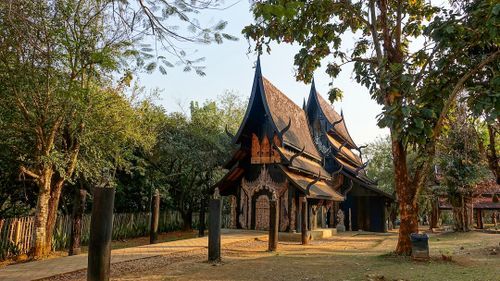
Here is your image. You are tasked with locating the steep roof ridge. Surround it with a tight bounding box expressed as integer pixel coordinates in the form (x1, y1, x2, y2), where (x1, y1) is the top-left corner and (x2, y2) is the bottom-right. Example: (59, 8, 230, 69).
(261, 76, 322, 161)
(313, 90, 357, 149)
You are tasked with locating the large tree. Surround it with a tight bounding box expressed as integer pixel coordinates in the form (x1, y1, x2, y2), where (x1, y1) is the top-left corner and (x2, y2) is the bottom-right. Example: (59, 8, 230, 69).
(0, 0, 235, 258)
(438, 105, 490, 231)
(243, 0, 499, 254)
(149, 92, 245, 230)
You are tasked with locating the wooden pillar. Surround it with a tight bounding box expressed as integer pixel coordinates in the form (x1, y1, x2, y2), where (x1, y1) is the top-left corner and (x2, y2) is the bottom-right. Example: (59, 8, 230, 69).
(311, 205, 317, 230)
(308, 204, 312, 231)
(296, 196, 302, 232)
(348, 208, 352, 231)
(87, 187, 115, 281)
(268, 196, 279, 251)
(208, 189, 222, 262)
(320, 206, 326, 228)
(69, 188, 86, 255)
(476, 209, 483, 229)
(301, 196, 308, 245)
(382, 203, 388, 233)
(150, 189, 160, 244)
(199, 198, 207, 237)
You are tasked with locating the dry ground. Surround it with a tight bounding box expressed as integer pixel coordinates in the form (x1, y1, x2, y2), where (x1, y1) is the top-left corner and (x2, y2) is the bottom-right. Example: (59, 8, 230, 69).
(42, 229, 499, 281)
(0, 230, 199, 268)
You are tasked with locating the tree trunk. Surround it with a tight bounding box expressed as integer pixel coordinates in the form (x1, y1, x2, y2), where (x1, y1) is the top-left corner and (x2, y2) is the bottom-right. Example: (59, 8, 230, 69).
(181, 211, 193, 231)
(198, 199, 206, 237)
(392, 139, 418, 255)
(44, 179, 65, 253)
(486, 124, 499, 184)
(69, 188, 86, 255)
(451, 195, 472, 232)
(429, 197, 439, 229)
(33, 178, 52, 258)
(32, 168, 53, 259)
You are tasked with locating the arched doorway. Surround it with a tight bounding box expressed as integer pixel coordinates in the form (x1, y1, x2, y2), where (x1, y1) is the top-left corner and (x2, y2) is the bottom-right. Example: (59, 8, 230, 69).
(255, 195, 270, 230)
(251, 188, 273, 230)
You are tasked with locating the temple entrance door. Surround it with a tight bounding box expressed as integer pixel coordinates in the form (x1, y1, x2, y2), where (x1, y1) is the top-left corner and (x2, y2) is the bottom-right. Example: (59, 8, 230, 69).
(255, 195, 270, 230)
(251, 188, 274, 231)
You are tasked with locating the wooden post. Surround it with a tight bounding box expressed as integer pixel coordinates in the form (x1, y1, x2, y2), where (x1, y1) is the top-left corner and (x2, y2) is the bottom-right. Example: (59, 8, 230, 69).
(70, 188, 87, 255)
(150, 189, 160, 244)
(208, 189, 222, 262)
(268, 195, 279, 251)
(296, 196, 302, 232)
(348, 208, 352, 231)
(329, 204, 336, 228)
(301, 196, 308, 245)
(14, 219, 21, 246)
(198, 198, 206, 237)
(476, 209, 483, 229)
(320, 206, 326, 228)
(87, 187, 115, 281)
(306, 203, 313, 231)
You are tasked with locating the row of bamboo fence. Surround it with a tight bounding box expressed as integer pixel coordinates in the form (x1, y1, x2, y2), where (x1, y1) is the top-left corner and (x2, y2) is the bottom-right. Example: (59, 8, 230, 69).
(1, 210, 229, 260)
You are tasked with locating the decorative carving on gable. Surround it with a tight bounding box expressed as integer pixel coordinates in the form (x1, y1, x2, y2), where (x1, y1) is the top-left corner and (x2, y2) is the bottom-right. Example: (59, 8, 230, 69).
(241, 165, 285, 199)
(251, 134, 281, 164)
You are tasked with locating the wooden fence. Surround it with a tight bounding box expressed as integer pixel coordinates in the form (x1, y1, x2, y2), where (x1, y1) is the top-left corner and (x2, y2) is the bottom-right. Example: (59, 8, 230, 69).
(1, 210, 230, 260)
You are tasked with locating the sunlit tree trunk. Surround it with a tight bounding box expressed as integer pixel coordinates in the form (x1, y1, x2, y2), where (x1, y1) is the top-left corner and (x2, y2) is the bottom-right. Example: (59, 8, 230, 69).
(33, 168, 53, 258)
(392, 138, 418, 255)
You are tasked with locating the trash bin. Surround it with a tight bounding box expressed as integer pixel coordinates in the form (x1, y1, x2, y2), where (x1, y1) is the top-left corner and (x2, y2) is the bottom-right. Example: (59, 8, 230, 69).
(410, 233, 429, 260)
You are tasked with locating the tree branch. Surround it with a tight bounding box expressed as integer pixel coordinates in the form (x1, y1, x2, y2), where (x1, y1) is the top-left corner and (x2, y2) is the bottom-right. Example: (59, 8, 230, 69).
(20, 166, 40, 180)
(411, 49, 500, 205)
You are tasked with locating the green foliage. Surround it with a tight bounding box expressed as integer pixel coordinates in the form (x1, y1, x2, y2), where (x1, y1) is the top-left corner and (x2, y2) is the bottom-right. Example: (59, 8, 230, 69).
(364, 136, 396, 194)
(243, 0, 499, 145)
(438, 111, 490, 199)
(148, 91, 246, 217)
(0, 239, 20, 260)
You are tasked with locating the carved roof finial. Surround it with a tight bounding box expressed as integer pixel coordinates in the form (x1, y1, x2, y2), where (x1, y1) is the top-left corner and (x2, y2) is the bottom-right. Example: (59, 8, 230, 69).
(289, 146, 305, 165)
(279, 117, 292, 138)
(306, 171, 321, 193)
(255, 55, 262, 78)
(332, 163, 343, 175)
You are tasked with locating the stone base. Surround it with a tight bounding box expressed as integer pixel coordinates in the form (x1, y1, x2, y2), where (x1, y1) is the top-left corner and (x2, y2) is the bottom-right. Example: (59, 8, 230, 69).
(279, 228, 337, 242)
(336, 224, 346, 232)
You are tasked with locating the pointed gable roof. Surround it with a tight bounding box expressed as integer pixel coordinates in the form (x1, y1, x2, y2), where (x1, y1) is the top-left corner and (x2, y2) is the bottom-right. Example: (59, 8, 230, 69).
(233, 57, 321, 160)
(307, 85, 357, 149)
(261, 78, 321, 160)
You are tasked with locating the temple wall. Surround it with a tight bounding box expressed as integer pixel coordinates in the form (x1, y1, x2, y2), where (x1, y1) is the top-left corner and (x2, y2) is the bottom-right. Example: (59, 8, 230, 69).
(232, 165, 291, 231)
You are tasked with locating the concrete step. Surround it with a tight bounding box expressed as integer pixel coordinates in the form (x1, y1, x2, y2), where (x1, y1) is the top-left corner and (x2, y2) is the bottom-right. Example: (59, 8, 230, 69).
(278, 228, 337, 242)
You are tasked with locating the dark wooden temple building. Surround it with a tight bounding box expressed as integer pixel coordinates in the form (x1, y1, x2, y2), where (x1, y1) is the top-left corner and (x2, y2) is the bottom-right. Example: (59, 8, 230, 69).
(217, 59, 393, 234)
(304, 82, 394, 232)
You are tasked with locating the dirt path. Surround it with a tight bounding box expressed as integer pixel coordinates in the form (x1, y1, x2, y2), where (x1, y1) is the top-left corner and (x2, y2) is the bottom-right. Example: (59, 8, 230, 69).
(31, 230, 500, 281)
(0, 230, 267, 281)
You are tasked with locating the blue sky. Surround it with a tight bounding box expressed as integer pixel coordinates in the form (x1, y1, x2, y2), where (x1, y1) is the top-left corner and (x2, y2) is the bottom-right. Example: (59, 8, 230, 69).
(138, 1, 388, 145)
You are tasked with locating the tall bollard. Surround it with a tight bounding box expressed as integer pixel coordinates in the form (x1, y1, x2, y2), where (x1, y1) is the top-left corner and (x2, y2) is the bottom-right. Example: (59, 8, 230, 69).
(301, 196, 308, 245)
(268, 194, 279, 251)
(208, 188, 222, 262)
(150, 189, 160, 244)
(87, 187, 115, 281)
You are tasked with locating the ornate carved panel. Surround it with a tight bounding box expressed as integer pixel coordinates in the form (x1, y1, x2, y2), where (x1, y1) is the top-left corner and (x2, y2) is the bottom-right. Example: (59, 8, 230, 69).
(261, 134, 271, 163)
(240, 166, 288, 230)
(229, 195, 237, 229)
(251, 134, 281, 164)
